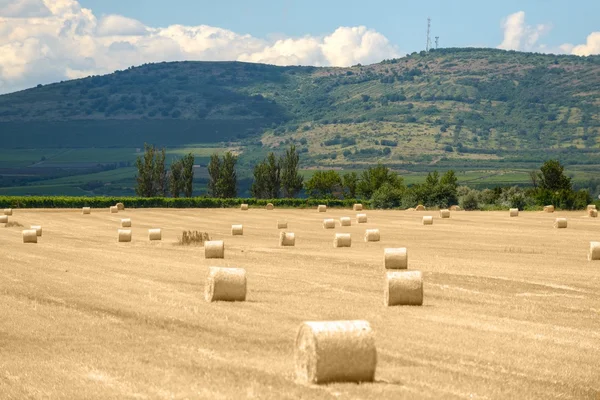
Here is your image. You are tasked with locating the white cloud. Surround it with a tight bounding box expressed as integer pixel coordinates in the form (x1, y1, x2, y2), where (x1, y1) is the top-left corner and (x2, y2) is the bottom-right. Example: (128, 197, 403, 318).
(0, 0, 399, 94)
(571, 32, 600, 56)
(498, 11, 551, 51)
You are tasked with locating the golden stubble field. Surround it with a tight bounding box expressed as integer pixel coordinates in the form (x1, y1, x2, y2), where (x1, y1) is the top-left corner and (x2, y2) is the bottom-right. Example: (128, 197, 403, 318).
(1, 208, 599, 399)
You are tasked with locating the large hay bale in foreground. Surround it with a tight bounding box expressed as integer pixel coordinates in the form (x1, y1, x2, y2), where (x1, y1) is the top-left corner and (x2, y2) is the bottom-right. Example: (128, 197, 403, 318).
(148, 229, 162, 241)
(121, 218, 131, 228)
(31, 225, 42, 237)
(422, 216, 433, 225)
(4, 208, 13, 216)
(205, 267, 247, 302)
(353, 204, 363, 211)
(22, 229, 37, 243)
(384, 248, 407, 269)
(279, 232, 295, 247)
(588, 242, 600, 261)
(510, 208, 519, 217)
(544, 205, 555, 213)
(334, 233, 351, 248)
(415, 205, 426, 211)
(554, 218, 567, 229)
(118, 229, 132, 242)
(589, 209, 598, 218)
(323, 219, 335, 229)
(356, 213, 368, 224)
(294, 320, 377, 384)
(277, 220, 288, 229)
(364, 229, 380, 242)
(318, 205, 327, 213)
(116, 202, 125, 211)
(205, 240, 225, 259)
(385, 270, 423, 306)
(241, 203, 249, 211)
(110, 206, 118, 214)
(266, 203, 274, 210)
(82, 207, 91, 214)
(587, 204, 597, 211)
(231, 224, 243, 236)
(439, 209, 450, 218)
(340, 217, 351, 227)
(0, 215, 8, 223)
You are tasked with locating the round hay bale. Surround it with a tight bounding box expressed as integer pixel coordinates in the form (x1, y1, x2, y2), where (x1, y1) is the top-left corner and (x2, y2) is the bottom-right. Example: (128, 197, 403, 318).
(544, 205, 555, 213)
(279, 232, 295, 247)
(82, 207, 91, 214)
(116, 203, 125, 211)
(318, 205, 327, 213)
(449, 205, 462, 211)
(231, 224, 243, 236)
(277, 220, 288, 229)
(294, 320, 377, 384)
(0, 215, 8, 224)
(340, 217, 351, 227)
(554, 218, 567, 229)
(589, 209, 598, 218)
(384, 248, 407, 269)
(422, 216, 433, 225)
(353, 204, 363, 211)
(205, 240, 225, 259)
(356, 213, 368, 224)
(334, 233, 351, 248)
(266, 203, 274, 210)
(385, 270, 423, 306)
(587, 204, 597, 211)
(121, 218, 132, 228)
(588, 242, 600, 261)
(241, 203, 249, 211)
(4, 208, 13, 216)
(149, 229, 162, 241)
(118, 229, 132, 242)
(415, 205, 426, 211)
(323, 219, 335, 229)
(439, 209, 450, 219)
(364, 229, 380, 242)
(30, 225, 42, 237)
(407, 207, 416, 211)
(205, 267, 247, 302)
(22, 229, 37, 243)
(110, 206, 118, 214)
(509, 208, 519, 217)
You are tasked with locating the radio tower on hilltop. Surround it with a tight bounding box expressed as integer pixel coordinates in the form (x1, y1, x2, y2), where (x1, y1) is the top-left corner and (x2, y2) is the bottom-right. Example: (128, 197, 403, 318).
(426, 17, 432, 52)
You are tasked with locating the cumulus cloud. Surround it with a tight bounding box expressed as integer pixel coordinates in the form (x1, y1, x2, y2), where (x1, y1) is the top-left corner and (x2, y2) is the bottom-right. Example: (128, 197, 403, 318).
(498, 11, 551, 51)
(571, 32, 600, 56)
(0, 0, 399, 94)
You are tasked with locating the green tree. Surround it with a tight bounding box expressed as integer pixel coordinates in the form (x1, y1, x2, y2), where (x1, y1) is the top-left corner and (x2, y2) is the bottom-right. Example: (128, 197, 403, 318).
(207, 153, 221, 197)
(251, 161, 270, 199)
(280, 144, 303, 198)
(169, 159, 183, 198)
(357, 164, 404, 199)
(305, 170, 343, 198)
(342, 172, 359, 199)
(218, 152, 238, 198)
(538, 159, 572, 191)
(153, 148, 167, 197)
(135, 143, 161, 197)
(181, 153, 194, 197)
(266, 152, 281, 198)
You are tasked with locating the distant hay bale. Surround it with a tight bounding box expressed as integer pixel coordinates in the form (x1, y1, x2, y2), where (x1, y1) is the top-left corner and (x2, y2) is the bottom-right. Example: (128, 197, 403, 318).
(231, 224, 243, 236)
(364, 229, 380, 242)
(30, 225, 42, 237)
(204, 267, 247, 302)
(340, 217, 351, 227)
(439, 209, 450, 218)
(356, 213, 367, 224)
(422, 216, 433, 225)
(241, 203, 249, 210)
(323, 219, 335, 229)
(554, 218, 567, 229)
(449, 205, 462, 211)
(4, 208, 12, 216)
(110, 206, 118, 214)
(205, 240, 225, 258)
(318, 205, 327, 212)
(149, 229, 162, 241)
(22, 229, 37, 243)
(384, 248, 407, 269)
(589, 209, 598, 218)
(121, 218, 132, 228)
(407, 208, 416, 211)
(544, 205, 555, 213)
(266, 203, 274, 210)
(509, 208, 519, 217)
(82, 207, 91, 214)
(0, 215, 8, 224)
(279, 232, 296, 247)
(118, 229, 132, 242)
(588, 242, 600, 261)
(334, 233, 351, 248)
(587, 204, 597, 211)
(353, 204, 363, 211)
(385, 270, 423, 306)
(294, 320, 377, 384)
(116, 202, 125, 211)
(415, 205, 426, 211)
(277, 220, 288, 229)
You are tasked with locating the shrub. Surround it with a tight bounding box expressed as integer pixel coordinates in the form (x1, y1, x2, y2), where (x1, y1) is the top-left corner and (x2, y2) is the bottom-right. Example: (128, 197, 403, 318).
(460, 191, 479, 210)
(371, 183, 403, 209)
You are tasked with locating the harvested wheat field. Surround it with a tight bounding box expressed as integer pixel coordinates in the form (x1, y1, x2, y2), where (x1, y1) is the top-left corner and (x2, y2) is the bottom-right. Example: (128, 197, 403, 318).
(1, 208, 599, 399)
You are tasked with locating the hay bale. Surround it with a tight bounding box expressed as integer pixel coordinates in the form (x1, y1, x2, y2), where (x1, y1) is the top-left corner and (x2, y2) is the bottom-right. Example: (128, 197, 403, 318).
(415, 205, 426, 211)
(509, 208, 519, 217)
(118, 229, 132, 242)
(407, 207, 416, 211)
(364, 229, 380, 242)
(277, 220, 288, 229)
(0, 215, 8, 223)
(294, 320, 377, 384)
(279, 232, 295, 247)
(439, 209, 450, 218)
(422, 216, 433, 225)
(82, 207, 91, 214)
(110, 206, 118, 214)
(385, 270, 423, 306)
(554, 218, 567, 229)
(323, 219, 335, 229)
(4, 208, 12, 216)
(334, 233, 351, 248)
(149, 229, 162, 241)
(340, 217, 351, 227)
(205, 240, 225, 259)
(318, 205, 327, 213)
(266, 203, 274, 210)
(588, 242, 600, 261)
(589, 209, 598, 218)
(116, 202, 125, 211)
(449, 205, 462, 211)
(353, 204, 363, 211)
(357, 213, 368, 224)
(544, 205, 555, 213)
(30, 225, 42, 237)
(587, 204, 597, 211)
(205, 267, 247, 302)
(22, 229, 37, 243)
(241, 203, 249, 211)
(384, 248, 407, 269)
(121, 218, 132, 228)
(231, 224, 243, 236)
